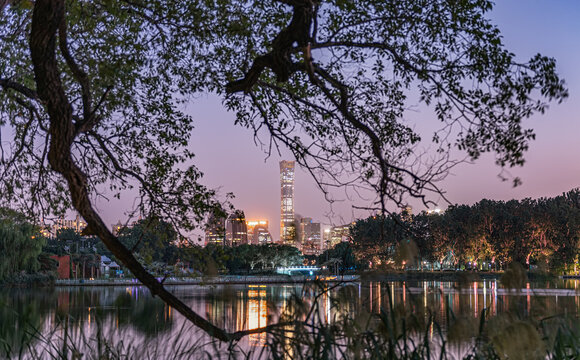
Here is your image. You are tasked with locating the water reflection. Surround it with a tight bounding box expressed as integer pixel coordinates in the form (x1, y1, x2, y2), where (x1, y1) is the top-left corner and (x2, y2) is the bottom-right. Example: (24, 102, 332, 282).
(1, 279, 580, 357)
(247, 288, 267, 346)
(360, 279, 580, 329)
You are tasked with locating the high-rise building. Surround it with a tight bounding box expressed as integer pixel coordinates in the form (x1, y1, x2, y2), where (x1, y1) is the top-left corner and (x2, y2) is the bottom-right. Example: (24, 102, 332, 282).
(254, 225, 273, 244)
(300, 218, 322, 255)
(329, 224, 352, 248)
(280, 160, 295, 245)
(205, 213, 226, 246)
(293, 214, 303, 248)
(226, 210, 248, 246)
(41, 215, 87, 238)
(246, 220, 272, 244)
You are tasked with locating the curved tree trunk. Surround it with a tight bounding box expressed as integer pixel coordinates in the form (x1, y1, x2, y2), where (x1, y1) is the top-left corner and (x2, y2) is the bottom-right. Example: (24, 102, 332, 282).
(28, 0, 281, 342)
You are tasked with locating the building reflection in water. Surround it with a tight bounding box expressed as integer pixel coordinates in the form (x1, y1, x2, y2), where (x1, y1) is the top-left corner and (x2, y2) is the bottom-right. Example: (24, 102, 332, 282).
(47, 280, 580, 337)
(358, 279, 580, 331)
(4, 279, 580, 357)
(247, 287, 268, 346)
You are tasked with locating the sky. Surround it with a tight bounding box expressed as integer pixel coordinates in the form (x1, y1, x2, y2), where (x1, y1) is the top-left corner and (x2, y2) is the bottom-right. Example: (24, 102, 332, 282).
(99, 1, 580, 243)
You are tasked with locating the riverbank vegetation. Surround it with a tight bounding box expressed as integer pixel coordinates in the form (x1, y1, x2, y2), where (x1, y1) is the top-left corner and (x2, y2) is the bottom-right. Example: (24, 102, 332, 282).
(0, 208, 55, 286)
(351, 189, 580, 274)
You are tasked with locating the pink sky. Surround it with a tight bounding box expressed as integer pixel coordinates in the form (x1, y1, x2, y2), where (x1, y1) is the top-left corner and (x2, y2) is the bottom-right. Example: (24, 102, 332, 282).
(97, 1, 580, 242)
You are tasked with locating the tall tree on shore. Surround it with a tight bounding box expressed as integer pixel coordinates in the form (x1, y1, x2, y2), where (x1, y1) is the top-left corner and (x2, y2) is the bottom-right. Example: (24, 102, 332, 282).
(0, 208, 44, 281)
(351, 190, 580, 271)
(0, 0, 567, 340)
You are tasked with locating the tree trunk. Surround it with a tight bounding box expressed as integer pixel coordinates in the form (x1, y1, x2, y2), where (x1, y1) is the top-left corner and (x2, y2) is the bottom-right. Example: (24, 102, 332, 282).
(28, 0, 278, 342)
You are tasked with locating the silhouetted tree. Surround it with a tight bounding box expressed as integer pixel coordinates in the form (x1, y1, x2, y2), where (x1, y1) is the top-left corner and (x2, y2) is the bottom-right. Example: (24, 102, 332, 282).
(0, 0, 567, 340)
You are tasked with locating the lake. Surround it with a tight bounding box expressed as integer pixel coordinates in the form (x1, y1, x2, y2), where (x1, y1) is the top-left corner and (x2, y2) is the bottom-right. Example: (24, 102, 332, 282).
(2, 278, 580, 358)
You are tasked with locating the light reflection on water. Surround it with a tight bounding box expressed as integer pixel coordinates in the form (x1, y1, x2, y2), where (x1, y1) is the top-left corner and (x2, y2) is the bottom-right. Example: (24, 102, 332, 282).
(1, 279, 580, 356)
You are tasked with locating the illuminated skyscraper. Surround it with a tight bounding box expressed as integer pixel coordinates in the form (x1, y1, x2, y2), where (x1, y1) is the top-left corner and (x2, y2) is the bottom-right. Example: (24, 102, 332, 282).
(246, 220, 272, 244)
(280, 160, 295, 244)
(300, 217, 322, 255)
(205, 213, 226, 246)
(226, 210, 248, 246)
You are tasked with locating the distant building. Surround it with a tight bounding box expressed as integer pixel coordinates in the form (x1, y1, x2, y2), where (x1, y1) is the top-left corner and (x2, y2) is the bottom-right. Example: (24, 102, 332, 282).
(100, 255, 121, 278)
(401, 206, 413, 222)
(226, 210, 248, 246)
(426, 208, 443, 215)
(329, 224, 352, 248)
(111, 221, 124, 236)
(246, 220, 272, 244)
(111, 216, 142, 236)
(254, 225, 273, 244)
(42, 215, 87, 238)
(280, 160, 296, 245)
(300, 218, 321, 256)
(51, 254, 103, 279)
(205, 213, 226, 246)
(294, 214, 303, 248)
(323, 228, 332, 251)
(50, 255, 71, 279)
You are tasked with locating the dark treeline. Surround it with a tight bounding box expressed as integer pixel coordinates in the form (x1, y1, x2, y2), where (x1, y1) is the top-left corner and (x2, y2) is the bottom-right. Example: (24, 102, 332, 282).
(351, 189, 580, 273)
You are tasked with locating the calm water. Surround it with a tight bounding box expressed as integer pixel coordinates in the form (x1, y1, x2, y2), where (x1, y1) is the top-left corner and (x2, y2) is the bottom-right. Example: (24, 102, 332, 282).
(2, 279, 580, 357)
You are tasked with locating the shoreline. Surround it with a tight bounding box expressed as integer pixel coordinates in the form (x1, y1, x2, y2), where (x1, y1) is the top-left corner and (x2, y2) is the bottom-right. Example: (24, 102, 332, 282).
(55, 275, 360, 286)
(361, 271, 503, 282)
(35, 271, 571, 287)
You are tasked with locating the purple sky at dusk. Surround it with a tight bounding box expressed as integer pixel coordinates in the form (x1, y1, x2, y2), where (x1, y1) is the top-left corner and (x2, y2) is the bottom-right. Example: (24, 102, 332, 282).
(98, 1, 580, 243)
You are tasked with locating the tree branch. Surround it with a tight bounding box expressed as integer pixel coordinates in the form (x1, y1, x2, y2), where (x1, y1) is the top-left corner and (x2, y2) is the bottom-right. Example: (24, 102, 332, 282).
(29, 0, 274, 343)
(0, 78, 38, 100)
(226, 0, 316, 93)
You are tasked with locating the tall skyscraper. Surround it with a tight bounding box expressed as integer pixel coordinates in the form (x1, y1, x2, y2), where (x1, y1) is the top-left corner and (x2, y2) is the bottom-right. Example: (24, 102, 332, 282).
(280, 160, 295, 245)
(205, 212, 226, 246)
(226, 210, 248, 246)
